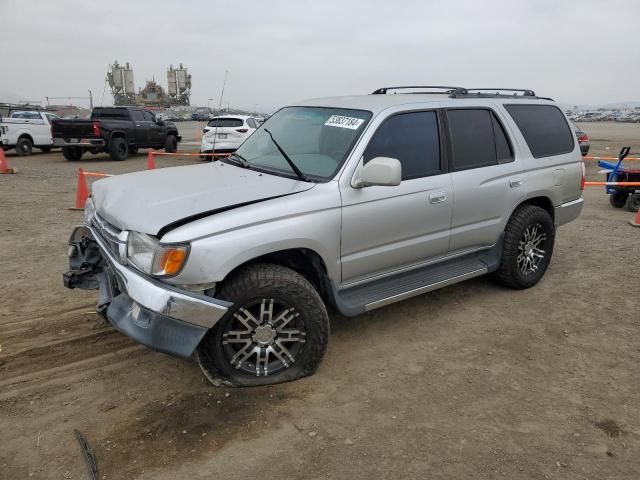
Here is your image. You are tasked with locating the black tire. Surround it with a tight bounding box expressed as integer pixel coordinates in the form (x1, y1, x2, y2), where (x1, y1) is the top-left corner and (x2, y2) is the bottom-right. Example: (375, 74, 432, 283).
(39, 146, 52, 153)
(15, 137, 33, 156)
(625, 193, 640, 213)
(164, 134, 177, 153)
(109, 137, 128, 161)
(609, 192, 629, 208)
(494, 205, 555, 290)
(62, 147, 83, 161)
(195, 263, 330, 387)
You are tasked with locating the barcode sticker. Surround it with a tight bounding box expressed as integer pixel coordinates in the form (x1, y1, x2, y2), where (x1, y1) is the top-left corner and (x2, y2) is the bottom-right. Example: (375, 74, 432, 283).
(324, 115, 365, 130)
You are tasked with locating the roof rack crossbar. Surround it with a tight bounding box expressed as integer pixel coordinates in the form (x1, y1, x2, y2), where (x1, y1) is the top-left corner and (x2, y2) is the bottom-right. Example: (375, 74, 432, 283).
(372, 86, 468, 95)
(458, 88, 536, 96)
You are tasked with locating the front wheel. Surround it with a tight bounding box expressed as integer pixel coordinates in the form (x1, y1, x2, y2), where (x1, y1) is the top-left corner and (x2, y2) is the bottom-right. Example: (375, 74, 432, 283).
(195, 264, 330, 387)
(626, 193, 640, 213)
(494, 205, 555, 290)
(164, 134, 177, 153)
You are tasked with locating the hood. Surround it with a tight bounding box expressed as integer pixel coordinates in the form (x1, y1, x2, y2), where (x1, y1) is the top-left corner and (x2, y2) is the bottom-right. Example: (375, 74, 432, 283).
(92, 162, 314, 236)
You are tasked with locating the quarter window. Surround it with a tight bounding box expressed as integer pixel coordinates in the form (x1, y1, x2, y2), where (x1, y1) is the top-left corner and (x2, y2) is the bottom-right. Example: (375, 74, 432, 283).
(447, 109, 514, 170)
(364, 111, 440, 180)
(505, 104, 574, 158)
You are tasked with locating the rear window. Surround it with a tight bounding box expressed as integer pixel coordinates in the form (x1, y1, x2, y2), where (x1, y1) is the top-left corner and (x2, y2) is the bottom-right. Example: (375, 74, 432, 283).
(11, 112, 41, 119)
(207, 118, 243, 128)
(505, 105, 574, 158)
(92, 109, 130, 120)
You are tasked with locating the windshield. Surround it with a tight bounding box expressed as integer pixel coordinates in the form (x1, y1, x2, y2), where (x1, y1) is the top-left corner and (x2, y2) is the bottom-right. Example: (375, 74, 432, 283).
(233, 106, 372, 181)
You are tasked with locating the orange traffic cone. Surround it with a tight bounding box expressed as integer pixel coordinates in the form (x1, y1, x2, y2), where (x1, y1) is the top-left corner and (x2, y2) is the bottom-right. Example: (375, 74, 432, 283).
(73, 168, 90, 210)
(146, 150, 156, 170)
(630, 208, 640, 228)
(0, 148, 15, 174)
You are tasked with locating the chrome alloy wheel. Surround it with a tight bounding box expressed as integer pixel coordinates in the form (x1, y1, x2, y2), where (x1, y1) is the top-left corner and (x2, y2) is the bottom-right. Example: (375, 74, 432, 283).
(517, 223, 547, 276)
(222, 299, 307, 377)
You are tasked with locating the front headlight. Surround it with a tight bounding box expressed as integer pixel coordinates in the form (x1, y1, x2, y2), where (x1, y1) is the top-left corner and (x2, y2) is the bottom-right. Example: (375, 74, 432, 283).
(127, 231, 189, 277)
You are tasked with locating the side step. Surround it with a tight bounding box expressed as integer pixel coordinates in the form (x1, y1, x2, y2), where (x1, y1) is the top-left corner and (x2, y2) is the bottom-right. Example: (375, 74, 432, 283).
(333, 252, 495, 316)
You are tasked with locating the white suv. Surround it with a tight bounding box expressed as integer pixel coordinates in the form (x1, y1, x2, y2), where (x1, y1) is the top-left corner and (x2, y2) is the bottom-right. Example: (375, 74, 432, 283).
(200, 115, 258, 156)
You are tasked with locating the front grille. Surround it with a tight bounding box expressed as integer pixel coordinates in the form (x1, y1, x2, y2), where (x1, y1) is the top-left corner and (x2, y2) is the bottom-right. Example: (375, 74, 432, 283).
(91, 213, 126, 261)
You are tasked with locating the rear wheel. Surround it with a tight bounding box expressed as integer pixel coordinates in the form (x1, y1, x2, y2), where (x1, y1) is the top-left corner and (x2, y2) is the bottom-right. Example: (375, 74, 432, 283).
(164, 134, 177, 153)
(62, 147, 83, 161)
(494, 205, 555, 290)
(609, 192, 629, 208)
(109, 137, 128, 161)
(15, 137, 33, 156)
(625, 193, 640, 213)
(195, 264, 330, 387)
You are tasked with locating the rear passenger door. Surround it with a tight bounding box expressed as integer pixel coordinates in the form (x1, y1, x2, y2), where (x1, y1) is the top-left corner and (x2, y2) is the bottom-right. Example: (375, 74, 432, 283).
(446, 107, 525, 253)
(340, 110, 453, 285)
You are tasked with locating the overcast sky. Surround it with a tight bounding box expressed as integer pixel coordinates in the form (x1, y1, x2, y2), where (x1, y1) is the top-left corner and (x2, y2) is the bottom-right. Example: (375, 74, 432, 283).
(1, 0, 638, 111)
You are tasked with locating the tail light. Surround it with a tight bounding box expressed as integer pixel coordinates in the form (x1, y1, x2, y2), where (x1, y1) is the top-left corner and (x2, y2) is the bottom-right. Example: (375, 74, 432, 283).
(236, 128, 248, 133)
(92, 121, 101, 137)
(580, 161, 586, 191)
(577, 133, 588, 144)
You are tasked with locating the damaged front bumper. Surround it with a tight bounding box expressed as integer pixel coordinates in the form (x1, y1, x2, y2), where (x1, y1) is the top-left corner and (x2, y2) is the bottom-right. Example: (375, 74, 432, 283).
(63, 224, 230, 358)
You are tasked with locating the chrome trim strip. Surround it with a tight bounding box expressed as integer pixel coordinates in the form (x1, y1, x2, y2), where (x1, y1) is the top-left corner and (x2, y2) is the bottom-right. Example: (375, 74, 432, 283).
(86, 224, 230, 328)
(364, 267, 488, 311)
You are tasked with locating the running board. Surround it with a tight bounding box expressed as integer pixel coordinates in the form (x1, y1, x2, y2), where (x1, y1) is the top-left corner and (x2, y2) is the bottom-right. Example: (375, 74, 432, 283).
(332, 252, 495, 316)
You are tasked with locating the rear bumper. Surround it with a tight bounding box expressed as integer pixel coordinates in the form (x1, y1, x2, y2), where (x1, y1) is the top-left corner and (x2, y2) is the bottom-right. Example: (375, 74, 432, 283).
(53, 138, 105, 148)
(200, 138, 242, 152)
(64, 224, 230, 357)
(554, 198, 584, 226)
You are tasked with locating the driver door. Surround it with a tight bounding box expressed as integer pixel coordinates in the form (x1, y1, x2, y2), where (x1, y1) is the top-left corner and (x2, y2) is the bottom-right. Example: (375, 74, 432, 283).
(340, 110, 453, 285)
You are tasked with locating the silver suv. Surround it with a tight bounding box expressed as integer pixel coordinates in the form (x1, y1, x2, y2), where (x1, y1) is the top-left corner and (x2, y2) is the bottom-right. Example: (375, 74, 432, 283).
(64, 86, 584, 387)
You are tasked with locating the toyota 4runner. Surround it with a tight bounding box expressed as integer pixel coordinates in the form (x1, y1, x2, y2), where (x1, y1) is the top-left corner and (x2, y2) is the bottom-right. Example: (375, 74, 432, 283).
(64, 86, 585, 387)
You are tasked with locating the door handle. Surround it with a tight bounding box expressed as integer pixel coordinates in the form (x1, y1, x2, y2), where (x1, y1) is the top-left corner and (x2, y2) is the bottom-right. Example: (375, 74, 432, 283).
(429, 192, 447, 204)
(509, 177, 523, 188)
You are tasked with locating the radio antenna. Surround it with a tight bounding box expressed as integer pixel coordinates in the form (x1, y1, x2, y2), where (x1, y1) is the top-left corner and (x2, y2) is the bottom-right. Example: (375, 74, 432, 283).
(211, 69, 229, 159)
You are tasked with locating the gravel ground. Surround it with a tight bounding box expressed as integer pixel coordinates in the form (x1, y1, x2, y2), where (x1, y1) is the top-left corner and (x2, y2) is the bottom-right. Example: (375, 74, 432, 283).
(1, 121, 639, 479)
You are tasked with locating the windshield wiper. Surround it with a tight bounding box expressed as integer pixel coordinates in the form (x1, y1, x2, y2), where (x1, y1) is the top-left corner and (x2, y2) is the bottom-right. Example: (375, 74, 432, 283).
(227, 152, 250, 168)
(264, 129, 310, 182)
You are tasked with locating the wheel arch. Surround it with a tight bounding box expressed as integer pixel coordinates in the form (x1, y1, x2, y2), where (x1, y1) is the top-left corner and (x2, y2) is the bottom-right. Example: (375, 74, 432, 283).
(220, 248, 333, 305)
(17, 132, 34, 144)
(509, 195, 555, 223)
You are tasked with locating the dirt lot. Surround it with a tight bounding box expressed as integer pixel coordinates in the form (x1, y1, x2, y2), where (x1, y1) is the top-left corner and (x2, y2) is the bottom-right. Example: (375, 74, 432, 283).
(1, 121, 639, 479)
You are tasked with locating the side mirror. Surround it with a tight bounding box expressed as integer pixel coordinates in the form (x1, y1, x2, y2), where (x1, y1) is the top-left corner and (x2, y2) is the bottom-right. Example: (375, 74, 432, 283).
(352, 157, 402, 188)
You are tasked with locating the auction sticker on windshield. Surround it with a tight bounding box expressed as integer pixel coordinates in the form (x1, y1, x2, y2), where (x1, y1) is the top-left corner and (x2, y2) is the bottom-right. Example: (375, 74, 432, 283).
(324, 115, 365, 130)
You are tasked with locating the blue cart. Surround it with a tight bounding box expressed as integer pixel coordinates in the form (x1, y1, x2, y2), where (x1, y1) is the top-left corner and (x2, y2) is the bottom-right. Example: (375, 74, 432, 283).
(598, 147, 640, 212)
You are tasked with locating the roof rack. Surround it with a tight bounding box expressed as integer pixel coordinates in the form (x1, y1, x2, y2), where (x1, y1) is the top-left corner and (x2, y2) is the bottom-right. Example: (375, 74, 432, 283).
(371, 86, 468, 95)
(371, 86, 553, 101)
(450, 88, 553, 100)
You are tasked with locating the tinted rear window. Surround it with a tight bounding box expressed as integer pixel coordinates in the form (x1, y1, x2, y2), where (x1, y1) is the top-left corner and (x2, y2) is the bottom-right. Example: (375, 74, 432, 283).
(505, 105, 574, 158)
(92, 109, 130, 120)
(207, 118, 243, 128)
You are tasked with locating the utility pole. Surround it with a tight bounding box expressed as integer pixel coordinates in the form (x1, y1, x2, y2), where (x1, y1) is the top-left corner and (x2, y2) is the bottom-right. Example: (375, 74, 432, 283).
(88, 90, 93, 110)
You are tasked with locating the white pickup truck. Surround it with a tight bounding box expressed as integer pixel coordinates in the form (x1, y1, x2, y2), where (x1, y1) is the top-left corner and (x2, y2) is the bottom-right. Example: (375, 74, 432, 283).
(0, 110, 60, 155)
